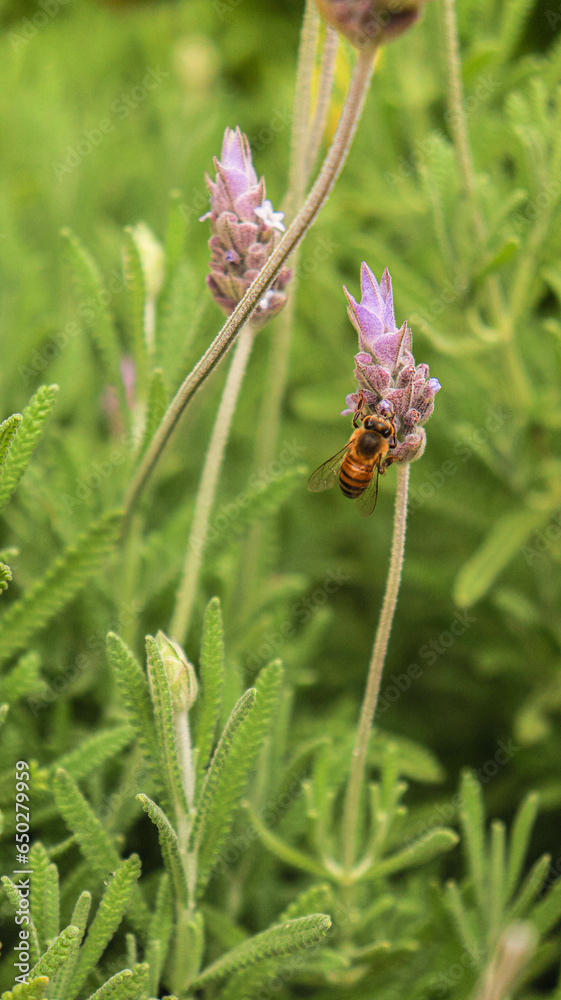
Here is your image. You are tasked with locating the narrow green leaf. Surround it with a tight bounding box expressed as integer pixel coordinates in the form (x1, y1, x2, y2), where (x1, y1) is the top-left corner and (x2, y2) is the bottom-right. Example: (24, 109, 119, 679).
(528, 873, 561, 936)
(2, 877, 41, 963)
(505, 792, 539, 902)
(29, 842, 50, 950)
(195, 597, 225, 785)
(85, 964, 149, 1000)
(69, 855, 142, 998)
(0, 976, 49, 1000)
(53, 767, 120, 873)
(489, 820, 506, 936)
(459, 770, 487, 909)
(0, 510, 122, 667)
(192, 914, 331, 987)
(445, 880, 481, 960)
(174, 910, 204, 989)
(499, 0, 535, 60)
(56, 891, 91, 1000)
(454, 508, 552, 607)
(369, 733, 445, 784)
(123, 229, 148, 391)
(136, 369, 167, 462)
(245, 803, 328, 878)
(126, 933, 137, 968)
(189, 688, 257, 877)
(367, 827, 459, 878)
(53, 769, 148, 933)
(163, 190, 186, 279)
(1, 651, 43, 703)
(30, 923, 80, 978)
(157, 261, 203, 388)
(61, 229, 124, 401)
(197, 661, 284, 889)
(0, 414, 22, 470)
(280, 885, 334, 921)
(43, 863, 60, 943)
(475, 237, 520, 283)
(0, 385, 58, 511)
(206, 468, 306, 555)
(136, 795, 187, 906)
(145, 636, 187, 816)
(146, 874, 172, 998)
(509, 853, 552, 919)
(106, 633, 160, 779)
(51, 724, 134, 783)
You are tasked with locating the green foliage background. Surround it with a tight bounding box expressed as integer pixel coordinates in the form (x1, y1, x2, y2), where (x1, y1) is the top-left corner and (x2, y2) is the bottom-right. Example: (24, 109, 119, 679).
(1, 0, 561, 995)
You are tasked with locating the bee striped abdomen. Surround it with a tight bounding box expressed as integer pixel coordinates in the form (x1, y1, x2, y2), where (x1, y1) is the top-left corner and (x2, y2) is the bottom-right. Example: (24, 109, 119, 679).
(339, 455, 373, 497)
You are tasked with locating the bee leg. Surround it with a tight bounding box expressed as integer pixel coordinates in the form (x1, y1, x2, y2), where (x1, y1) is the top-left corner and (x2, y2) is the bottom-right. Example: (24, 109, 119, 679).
(353, 391, 366, 427)
(380, 454, 404, 473)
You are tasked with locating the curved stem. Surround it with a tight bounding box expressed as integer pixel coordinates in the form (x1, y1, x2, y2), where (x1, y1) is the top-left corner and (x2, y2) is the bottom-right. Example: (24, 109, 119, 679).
(287, 0, 321, 217)
(341, 462, 410, 872)
(124, 46, 376, 521)
(169, 322, 255, 645)
(238, 27, 341, 612)
(305, 27, 339, 181)
(441, 0, 531, 409)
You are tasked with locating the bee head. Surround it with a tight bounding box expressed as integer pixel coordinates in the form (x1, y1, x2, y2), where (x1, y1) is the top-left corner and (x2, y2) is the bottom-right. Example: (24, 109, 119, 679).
(363, 414, 394, 438)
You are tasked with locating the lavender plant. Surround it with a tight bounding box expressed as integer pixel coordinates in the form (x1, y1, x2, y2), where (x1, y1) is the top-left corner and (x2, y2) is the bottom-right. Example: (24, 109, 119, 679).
(2, 1, 561, 999)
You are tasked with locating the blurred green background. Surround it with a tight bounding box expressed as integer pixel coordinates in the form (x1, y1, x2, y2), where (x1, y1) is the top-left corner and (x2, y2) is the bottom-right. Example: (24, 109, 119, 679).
(1, 0, 561, 982)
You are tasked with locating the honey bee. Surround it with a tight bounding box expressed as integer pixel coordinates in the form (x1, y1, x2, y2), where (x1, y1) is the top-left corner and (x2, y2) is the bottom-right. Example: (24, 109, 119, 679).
(308, 393, 400, 517)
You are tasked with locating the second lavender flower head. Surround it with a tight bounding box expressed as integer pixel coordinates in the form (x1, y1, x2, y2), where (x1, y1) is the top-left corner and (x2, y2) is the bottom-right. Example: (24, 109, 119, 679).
(343, 263, 440, 462)
(203, 127, 292, 328)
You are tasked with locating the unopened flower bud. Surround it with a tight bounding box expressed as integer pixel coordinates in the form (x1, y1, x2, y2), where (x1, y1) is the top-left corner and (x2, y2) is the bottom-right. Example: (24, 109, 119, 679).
(156, 631, 198, 711)
(314, 0, 431, 49)
(129, 223, 165, 300)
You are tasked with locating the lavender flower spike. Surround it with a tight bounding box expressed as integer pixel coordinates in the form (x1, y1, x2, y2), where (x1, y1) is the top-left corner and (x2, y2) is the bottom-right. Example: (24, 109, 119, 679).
(203, 127, 292, 328)
(343, 263, 440, 462)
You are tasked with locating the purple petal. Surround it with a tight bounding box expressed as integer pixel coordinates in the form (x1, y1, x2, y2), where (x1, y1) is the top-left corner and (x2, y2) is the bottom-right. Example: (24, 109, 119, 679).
(344, 288, 384, 345)
(221, 127, 257, 186)
(359, 261, 383, 313)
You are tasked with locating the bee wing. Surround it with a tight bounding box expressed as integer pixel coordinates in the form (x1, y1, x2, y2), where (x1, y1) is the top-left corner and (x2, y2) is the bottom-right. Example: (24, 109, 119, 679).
(354, 465, 380, 518)
(308, 443, 351, 493)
